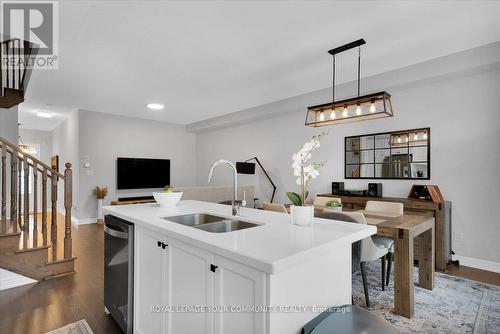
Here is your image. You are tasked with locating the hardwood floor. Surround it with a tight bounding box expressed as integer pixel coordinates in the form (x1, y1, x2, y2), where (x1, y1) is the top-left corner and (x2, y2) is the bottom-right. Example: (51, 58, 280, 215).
(1, 215, 498, 334)
(0, 218, 122, 334)
(446, 263, 500, 286)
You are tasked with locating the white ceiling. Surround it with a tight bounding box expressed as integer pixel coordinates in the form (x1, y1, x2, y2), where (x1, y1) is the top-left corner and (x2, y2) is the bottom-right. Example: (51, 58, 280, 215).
(18, 102, 75, 131)
(24, 0, 500, 126)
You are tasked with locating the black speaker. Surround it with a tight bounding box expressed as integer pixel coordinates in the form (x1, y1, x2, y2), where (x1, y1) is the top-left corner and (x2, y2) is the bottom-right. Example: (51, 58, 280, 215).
(332, 182, 345, 194)
(367, 183, 383, 197)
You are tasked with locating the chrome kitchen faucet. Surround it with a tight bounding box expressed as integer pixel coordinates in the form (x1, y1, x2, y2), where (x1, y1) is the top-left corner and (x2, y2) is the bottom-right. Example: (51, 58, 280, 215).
(208, 159, 246, 216)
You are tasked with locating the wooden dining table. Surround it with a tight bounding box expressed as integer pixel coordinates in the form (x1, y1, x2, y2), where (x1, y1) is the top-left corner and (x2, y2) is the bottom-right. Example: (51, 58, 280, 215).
(351, 209, 435, 318)
(287, 205, 435, 318)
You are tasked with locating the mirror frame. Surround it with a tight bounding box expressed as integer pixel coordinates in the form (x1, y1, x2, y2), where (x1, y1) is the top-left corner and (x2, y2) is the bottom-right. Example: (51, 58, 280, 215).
(344, 127, 431, 180)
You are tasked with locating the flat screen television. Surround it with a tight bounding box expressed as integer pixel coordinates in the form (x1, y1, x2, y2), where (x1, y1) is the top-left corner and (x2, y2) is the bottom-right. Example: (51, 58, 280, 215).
(117, 157, 170, 190)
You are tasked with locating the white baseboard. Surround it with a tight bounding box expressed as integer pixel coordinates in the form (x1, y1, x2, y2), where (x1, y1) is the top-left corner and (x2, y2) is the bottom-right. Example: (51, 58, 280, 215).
(453, 255, 500, 274)
(0, 268, 37, 291)
(73, 217, 97, 225)
(68, 213, 97, 225)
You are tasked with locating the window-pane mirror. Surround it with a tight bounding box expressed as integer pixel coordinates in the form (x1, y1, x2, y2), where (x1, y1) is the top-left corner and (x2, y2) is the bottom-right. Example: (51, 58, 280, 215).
(345, 128, 430, 179)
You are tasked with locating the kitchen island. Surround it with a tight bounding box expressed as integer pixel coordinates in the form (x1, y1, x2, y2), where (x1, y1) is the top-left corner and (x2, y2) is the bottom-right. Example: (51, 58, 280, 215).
(103, 200, 376, 334)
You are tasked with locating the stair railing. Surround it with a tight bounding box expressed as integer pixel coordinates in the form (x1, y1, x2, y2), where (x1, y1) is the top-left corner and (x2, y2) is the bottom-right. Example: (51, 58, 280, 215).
(1, 37, 37, 98)
(0, 137, 73, 261)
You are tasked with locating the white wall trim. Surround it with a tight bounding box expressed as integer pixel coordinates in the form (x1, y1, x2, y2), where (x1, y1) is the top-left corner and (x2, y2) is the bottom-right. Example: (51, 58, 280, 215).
(0, 269, 37, 291)
(453, 255, 500, 274)
(74, 217, 97, 225)
(65, 212, 96, 226)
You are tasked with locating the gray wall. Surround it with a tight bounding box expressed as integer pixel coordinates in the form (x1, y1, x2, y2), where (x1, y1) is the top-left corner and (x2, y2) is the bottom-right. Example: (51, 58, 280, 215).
(78, 110, 197, 220)
(0, 106, 18, 218)
(51, 110, 80, 216)
(195, 68, 500, 264)
(0, 106, 18, 143)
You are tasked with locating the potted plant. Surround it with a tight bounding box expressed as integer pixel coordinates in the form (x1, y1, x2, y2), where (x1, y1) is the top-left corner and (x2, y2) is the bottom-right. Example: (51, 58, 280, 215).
(286, 132, 327, 226)
(95, 186, 108, 224)
(323, 200, 343, 213)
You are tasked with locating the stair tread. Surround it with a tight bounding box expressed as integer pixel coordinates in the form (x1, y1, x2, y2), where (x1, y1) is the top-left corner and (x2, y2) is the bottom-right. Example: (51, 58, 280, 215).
(0, 231, 22, 238)
(44, 270, 77, 281)
(15, 244, 51, 253)
(1, 213, 72, 263)
(46, 256, 76, 265)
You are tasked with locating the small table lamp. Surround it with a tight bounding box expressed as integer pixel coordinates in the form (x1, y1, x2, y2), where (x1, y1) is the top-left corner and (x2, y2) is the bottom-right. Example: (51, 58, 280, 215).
(236, 157, 277, 203)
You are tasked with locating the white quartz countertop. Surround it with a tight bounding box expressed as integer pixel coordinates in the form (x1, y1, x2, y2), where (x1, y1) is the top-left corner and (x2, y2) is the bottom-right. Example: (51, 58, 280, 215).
(103, 200, 376, 274)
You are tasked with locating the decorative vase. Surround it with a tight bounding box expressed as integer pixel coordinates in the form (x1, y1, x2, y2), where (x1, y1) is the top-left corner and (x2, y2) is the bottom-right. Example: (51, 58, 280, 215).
(290, 205, 314, 226)
(97, 199, 103, 224)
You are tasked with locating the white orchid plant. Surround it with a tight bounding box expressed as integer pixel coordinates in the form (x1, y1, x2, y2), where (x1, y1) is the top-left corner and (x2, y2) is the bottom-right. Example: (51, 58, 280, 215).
(287, 132, 327, 206)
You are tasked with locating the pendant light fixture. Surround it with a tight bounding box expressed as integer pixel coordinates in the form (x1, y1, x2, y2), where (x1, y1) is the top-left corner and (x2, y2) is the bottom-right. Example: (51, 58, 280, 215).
(305, 39, 394, 127)
(18, 135, 37, 154)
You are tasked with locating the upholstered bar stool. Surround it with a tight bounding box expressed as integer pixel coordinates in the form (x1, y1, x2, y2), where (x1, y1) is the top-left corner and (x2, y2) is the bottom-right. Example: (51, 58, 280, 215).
(302, 304, 398, 334)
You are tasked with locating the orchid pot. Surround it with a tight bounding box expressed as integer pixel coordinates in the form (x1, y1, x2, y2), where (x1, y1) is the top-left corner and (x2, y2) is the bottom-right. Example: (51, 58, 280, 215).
(287, 132, 328, 226)
(290, 205, 314, 226)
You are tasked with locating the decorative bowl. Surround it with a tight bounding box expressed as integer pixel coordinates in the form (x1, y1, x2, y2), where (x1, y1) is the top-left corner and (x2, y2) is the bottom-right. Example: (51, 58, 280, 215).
(322, 206, 342, 213)
(153, 191, 183, 208)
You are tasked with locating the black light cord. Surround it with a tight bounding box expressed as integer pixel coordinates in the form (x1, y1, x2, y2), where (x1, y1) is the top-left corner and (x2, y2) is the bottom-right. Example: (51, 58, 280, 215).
(332, 55, 336, 103)
(357, 46, 361, 97)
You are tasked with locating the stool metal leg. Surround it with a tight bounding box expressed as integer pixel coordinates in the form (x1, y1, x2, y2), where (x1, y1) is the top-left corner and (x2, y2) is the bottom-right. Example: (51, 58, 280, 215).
(381, 256, 386, 291)
(360, 262, 370, 308)
(386, 252, 392, 286)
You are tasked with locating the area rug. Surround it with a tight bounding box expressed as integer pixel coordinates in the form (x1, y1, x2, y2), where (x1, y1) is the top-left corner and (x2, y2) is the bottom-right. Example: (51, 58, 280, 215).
(352, 262, 500, 334)
(46, 319, 94, 334)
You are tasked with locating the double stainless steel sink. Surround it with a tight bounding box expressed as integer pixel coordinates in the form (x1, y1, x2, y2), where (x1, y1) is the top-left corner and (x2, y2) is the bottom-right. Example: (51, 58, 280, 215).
(162, 213, 260, 233)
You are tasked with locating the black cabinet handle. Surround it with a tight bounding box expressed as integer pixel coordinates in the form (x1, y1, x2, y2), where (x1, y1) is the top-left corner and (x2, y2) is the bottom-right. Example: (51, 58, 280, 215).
(210, 264, 218, 272)
(157, 241, 162, 248)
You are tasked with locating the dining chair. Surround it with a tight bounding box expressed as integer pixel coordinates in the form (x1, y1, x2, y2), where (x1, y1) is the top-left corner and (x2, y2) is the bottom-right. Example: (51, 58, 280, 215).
(343, 212, 389, 307)
(262, 202, 288, 213)
(313, 196, 342, 207)
(316, 211, 389, 308)
(365, 201, 404, 287)
(316, 212, 360, 305)
(315, 212, 360, 272)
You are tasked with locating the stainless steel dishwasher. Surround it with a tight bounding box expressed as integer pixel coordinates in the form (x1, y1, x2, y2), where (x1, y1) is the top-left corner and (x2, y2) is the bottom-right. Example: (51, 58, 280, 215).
(104, 215, 134, 334)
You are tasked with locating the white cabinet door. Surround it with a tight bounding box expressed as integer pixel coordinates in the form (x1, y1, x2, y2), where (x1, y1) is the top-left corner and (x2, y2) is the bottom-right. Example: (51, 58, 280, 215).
(135, 227, 167, 334)
(213, 256, 267, 334)
(135, 229, 268, 334)
(166, 238, 214, 334)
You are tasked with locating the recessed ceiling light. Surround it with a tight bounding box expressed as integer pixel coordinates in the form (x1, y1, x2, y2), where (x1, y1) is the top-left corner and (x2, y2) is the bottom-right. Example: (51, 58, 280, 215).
(147, 103, 164, 110)
(36, 111, 53, 118)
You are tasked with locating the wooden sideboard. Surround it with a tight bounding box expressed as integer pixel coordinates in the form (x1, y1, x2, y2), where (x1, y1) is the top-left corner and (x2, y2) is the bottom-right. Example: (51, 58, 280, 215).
(318, 194, 452, 272)
(111, 197, 155, 206)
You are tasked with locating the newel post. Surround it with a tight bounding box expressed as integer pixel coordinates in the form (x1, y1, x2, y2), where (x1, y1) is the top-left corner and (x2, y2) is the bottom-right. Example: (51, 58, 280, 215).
(64, 163, 73, 259)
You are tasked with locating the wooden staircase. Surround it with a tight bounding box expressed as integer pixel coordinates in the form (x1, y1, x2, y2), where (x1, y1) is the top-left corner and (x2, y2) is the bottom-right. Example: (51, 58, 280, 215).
(0, 137, 76, 281)
(0, 37, 38, 108)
